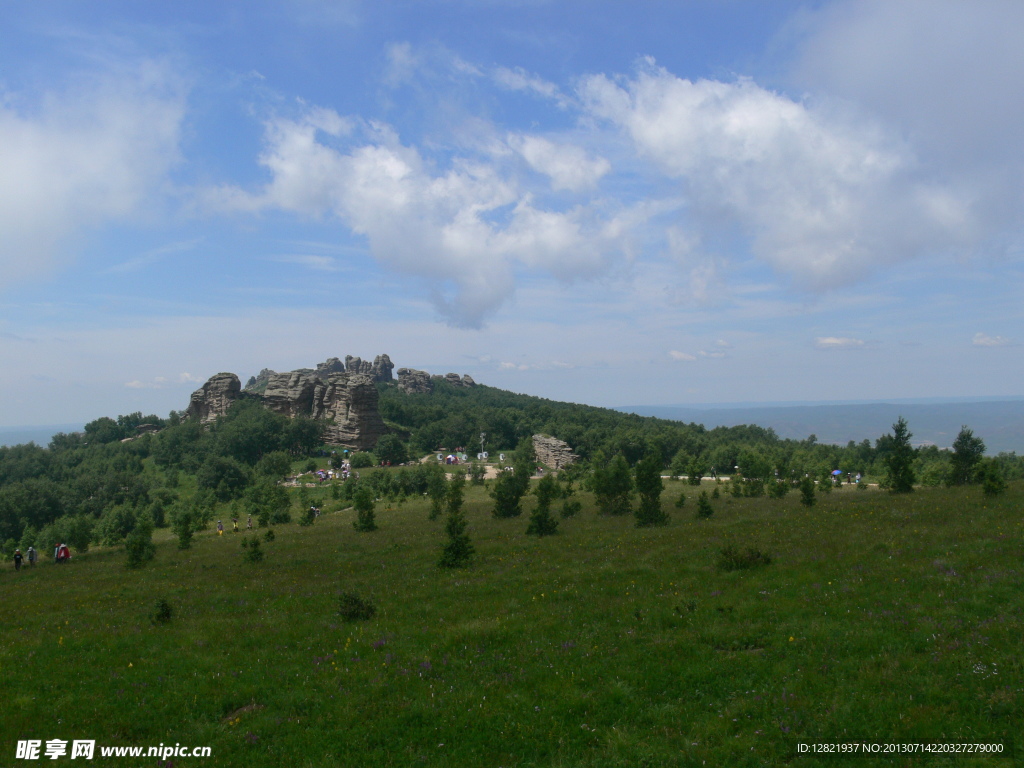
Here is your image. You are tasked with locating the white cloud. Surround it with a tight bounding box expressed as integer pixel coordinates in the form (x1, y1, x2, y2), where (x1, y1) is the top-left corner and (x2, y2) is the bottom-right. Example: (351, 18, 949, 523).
(493, 66, 569, 107)
(814, 337, 865, 350)
(209, 109, 629, 327)
(508, 134, 610, 192)
(579, 60, 975, 287)
(972, 332, 1013, 347)
(0, 62, 186, 286)
(669, 350, 696, 361)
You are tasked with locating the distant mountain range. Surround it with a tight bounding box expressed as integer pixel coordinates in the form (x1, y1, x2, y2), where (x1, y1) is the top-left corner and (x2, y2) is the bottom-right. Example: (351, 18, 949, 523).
(615, 399, 1024, 454)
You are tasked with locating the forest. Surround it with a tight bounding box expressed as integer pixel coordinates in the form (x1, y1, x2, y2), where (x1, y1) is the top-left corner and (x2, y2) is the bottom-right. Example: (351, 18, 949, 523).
(1, 376, 1021, 555)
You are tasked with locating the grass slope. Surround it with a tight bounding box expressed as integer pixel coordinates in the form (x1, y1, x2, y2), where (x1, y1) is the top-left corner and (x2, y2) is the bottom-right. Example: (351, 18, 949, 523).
(2, 480, 1021, 767)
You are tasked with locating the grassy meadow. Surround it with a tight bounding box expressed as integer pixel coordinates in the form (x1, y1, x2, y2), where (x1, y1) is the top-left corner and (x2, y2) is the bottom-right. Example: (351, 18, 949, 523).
(2, 475, 1021, 767)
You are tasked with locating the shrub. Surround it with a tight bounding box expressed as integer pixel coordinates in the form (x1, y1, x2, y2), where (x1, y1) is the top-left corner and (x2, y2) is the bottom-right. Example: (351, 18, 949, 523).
(339, 593, 376, 622)
(263, 529, 275, 542)
(767, 480, 789, 499)
(560, 499, 581, 518)
(349, 452, 376, 469)
(303, 459, 318, 474)
(980, 459, 1007, 496)
(151, 598, 173, 625)
(717, 545, 773, 571)
(674, 492, 686, 509)
(241, 536, 264, 563)
(298, 506, 316, 527)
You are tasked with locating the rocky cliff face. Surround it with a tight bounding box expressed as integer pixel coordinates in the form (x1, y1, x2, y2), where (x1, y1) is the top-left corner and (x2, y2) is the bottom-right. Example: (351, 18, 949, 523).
(185, 372, 242, 424)
(532, 434, 579, 470)
(187, 354, 472, 451)
(188, 356, 392, 450)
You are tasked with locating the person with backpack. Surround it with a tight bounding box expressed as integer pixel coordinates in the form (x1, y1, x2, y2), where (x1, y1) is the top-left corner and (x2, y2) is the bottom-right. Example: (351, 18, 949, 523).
(14, 549, 23, 571)
(27, 547, 36, 567)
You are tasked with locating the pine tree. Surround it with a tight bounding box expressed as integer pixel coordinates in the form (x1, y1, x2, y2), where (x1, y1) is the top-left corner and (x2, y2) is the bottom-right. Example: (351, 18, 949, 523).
(439, 475, 474, 568)
(696, 490, 714, 519)
(171, 507, 193, 550)
(634, 451, 667, 527)
(124, 514, 156, 569)
(353, 485, 377, 532)
(799, 476, 816, 507)
(885, 417, 916, 493)
(949, 426, 985, 486)
(592, 453, 633, 516)
(527, 474, 560, 536)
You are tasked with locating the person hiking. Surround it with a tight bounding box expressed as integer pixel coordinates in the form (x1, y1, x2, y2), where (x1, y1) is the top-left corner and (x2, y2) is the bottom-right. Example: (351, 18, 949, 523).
(14, 549, 23, 571)
(232, 518, 239, 533)
(246, 515, 253, 530)
(217, 520, 224, 536)
(27, 546, 36, 567)
(57, 543, 71, 563)
(54, 543, 60, 564)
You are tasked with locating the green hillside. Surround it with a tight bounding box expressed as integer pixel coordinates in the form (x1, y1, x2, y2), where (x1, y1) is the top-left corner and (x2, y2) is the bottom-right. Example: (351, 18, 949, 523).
(2, 478, 1020, 766)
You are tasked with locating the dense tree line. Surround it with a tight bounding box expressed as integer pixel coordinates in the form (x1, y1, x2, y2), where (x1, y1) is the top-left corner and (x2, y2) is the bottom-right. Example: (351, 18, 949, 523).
(1, 381, 1021, 556)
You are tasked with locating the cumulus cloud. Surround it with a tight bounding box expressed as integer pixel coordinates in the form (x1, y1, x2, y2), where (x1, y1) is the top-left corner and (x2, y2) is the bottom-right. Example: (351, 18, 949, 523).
(0, 62, 186, 286)
(508, 134, 610, 192)
(209, 109, 628, 327)
(815, 337, 865, 350)
(972, 332, 1013, 347)
(579, 60, 975, 287)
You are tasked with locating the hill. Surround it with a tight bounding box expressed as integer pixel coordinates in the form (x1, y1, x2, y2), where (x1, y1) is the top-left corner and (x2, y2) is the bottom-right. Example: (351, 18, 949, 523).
(2, 477, 1021, 765)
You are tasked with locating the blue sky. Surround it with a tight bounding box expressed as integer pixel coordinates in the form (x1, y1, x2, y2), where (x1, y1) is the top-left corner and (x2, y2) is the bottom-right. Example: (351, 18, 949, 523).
(2, 0, 1023, 427)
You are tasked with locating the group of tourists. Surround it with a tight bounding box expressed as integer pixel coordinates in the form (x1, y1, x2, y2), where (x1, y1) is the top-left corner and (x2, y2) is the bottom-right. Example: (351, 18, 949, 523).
(11, 543, 69, 571)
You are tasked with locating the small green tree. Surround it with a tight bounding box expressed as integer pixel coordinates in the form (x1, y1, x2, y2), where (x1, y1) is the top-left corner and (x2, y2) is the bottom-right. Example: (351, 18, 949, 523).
(696, 490, 714, 519)
(979, 458, 1007, 496)
(439, 499, 474, 568)
(634, 451, 667, 527)
(949, 426, 985, 486)
(592, 453, 633, 516)
(241, 536, 264, 563)
(124, 514, 156, 569)
(687, 457, 706, 486)
(527, 474, 560, 536)
(446, 471, 465, 518)
(799, 476, 816, 507)
(468, 461, 486, 485)
(171, 507, 194, 550)
(885, 417, 916, 493)
(353, 485, 377, 532)
(427, 468, 448, 520)
(490, 466, 530, 519)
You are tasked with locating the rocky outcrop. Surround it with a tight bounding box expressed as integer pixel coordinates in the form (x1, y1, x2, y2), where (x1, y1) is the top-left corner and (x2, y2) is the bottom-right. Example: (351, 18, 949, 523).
(398, 368, 433, 394)
(244, 368, 275, 391)
(431, 373, 477, 388)
(344, 354, 394, 382)
(187, 358, 391, 451)
(262, 371, 319, 418)
(185, 373, 242, 424)
(532, 434, 579, 470)
(312, 374, 387, 450)
(188, 354, 476, 451)
(315, 357, 346, 377)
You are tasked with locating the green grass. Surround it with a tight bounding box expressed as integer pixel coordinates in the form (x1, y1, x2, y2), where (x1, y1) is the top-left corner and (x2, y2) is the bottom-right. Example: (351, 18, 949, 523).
(2, 480, 1021, 766)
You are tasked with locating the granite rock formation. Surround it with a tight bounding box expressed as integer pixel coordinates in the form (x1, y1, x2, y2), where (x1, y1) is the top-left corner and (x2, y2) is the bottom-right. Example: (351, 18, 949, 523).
(431, 373, 477, 388)
(398, 368, 434, 394)
(188, 354, 473, 451)
(188, 365, 387, 451)
(185, 373, 242, 424)
(532, 434, 579, 470)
